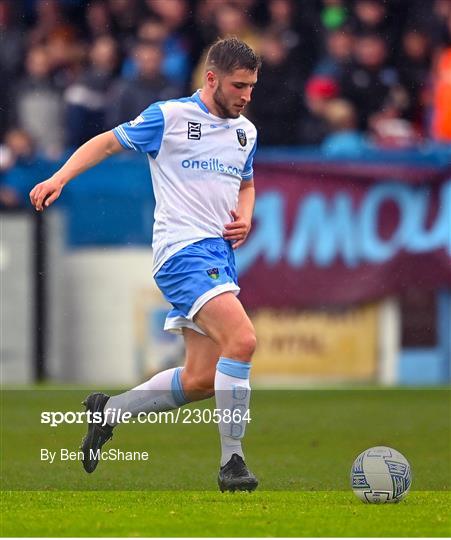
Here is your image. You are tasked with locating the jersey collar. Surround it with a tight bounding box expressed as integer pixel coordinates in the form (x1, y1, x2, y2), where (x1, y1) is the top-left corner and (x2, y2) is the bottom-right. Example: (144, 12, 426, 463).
(192, 90, 210, 114)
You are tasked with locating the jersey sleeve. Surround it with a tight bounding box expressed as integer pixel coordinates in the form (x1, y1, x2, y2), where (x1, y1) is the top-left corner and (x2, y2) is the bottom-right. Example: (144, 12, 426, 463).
(241, 135, 257, 181)
(113, 103, 164, 158)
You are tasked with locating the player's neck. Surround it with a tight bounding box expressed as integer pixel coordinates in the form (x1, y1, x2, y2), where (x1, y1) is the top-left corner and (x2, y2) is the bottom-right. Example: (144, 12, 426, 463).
(198, 88, 228, 119)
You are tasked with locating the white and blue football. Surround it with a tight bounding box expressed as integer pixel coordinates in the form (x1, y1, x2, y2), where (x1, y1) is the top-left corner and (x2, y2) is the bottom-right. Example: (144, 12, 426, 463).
(350, 446, 412, 503)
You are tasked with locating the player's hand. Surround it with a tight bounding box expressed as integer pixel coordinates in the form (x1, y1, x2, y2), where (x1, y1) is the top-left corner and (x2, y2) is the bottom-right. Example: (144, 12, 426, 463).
(223, 209, 251, 249)
(29, 176, 64, 211)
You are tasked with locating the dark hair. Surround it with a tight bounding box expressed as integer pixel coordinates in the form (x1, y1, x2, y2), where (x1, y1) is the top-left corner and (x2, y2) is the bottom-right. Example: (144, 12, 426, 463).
(205, 37, 261, 74)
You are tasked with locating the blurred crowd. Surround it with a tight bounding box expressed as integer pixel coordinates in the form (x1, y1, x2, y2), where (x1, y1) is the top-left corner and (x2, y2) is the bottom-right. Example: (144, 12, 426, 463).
(1, 0, 451, 181)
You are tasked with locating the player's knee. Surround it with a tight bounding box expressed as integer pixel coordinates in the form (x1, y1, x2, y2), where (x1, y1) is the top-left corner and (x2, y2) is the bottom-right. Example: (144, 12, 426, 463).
(225, 329, 257, 361)
(241, 331, 257, 359)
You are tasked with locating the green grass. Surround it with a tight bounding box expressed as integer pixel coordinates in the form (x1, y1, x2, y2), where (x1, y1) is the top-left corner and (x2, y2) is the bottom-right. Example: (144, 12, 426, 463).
(1, 387, 450, 536)
(1, 491, 450, 537)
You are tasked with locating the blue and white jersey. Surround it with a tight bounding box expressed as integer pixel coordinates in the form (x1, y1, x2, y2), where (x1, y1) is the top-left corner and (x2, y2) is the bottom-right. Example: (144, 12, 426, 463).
(113, 91, 257, 275)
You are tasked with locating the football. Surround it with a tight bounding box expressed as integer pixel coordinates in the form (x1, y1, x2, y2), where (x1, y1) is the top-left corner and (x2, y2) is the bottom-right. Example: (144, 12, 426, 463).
(351, 446, 412, 503)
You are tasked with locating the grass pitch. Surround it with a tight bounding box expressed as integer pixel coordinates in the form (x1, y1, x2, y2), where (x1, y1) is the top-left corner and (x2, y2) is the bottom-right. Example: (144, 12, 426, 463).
(1, 387, 450, 536)
(2, 491, 450, 537)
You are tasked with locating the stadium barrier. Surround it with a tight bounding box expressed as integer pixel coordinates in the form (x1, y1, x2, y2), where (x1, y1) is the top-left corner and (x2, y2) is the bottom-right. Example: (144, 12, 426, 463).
(1, 210, 36, 382)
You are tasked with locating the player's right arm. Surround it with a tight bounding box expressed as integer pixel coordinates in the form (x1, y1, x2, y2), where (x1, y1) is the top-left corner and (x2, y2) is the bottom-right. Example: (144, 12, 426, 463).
(30, 131, 123, 211)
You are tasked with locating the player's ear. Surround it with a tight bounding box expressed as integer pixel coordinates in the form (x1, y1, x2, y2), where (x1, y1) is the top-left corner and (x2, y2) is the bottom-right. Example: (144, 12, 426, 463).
(206, 70, 217, 88)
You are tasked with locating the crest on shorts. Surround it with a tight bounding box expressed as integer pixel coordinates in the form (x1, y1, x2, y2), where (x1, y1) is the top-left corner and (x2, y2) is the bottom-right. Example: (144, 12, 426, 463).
(207, 268, 220, 280)
(236, 128, 247, 147)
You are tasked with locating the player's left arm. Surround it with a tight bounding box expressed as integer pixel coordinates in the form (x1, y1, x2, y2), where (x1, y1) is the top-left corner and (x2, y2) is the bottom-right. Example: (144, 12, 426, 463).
(223, 179, 255, 249)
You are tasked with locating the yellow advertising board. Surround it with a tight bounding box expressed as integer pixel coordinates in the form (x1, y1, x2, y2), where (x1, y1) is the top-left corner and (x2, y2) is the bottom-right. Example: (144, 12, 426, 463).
(251, 304, 379, 380)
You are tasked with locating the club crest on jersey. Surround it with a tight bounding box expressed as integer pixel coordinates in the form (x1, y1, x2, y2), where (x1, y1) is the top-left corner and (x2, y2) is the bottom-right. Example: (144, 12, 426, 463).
(207, 268, 220, 280)
(236, 128, 247, 147)
(187, 122, 201, 140)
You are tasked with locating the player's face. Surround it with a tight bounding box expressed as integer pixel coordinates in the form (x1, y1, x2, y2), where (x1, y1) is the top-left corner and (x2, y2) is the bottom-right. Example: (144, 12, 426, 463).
(213, 68, 257, 119)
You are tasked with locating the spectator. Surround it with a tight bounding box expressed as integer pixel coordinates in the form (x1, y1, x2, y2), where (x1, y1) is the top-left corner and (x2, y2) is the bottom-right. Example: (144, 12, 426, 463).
(14, 46, 65, 158)
(46, 34, 86, 90)
(298, 75, 339, 145)
(0, 0, 442, 151)
(121, 17, 168, 80)
(0, 128, 35, 170)
(0, 181, 21, 208)
(321, 99, 368, 156)
(28, 0, 77, 47)
(25, 0, 86, 91)
(0, 129, 35, 208)
(313, 26, 354, 79)
(84, 0, 114, 42)
(266, 0, 298, 34)
(0, 0, 24, 140)
(431, 46, 451, 141)
(350, 0, 396, 46)
(144, 0, 193, 88)
(249, 30, 302, 146)
(107, 41, 181, 127)
(369, 111, 421, 149)
(396, 0, 438, 38)
(191, 2, 260, 90)
(137, 17, 168, 44)
(121, 16, 190, 89)
(430, 0, 451, 48)
(0, 0, 24, 81)
(64, 36, 119, 147)
(339, 32, 405, 129)
(107, 0, 141, 52)
(213, 3, 260, 54)
(192, 0, 223, 59)
(0, 64, 11, 140)
(145, 0, 189, 31)
(397, 28, 432, 127)
(265, 0, 314, 79)
(285, 1, 343, 74)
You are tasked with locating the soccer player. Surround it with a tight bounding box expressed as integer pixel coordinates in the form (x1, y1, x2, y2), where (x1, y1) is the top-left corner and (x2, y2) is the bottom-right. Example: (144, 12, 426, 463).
(29, 37, 260, 492)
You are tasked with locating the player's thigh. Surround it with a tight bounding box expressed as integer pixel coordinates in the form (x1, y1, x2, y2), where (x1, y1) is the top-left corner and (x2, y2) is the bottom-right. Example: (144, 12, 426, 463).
(182, 327, 221, 382)
(194, 292, 255, 348)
